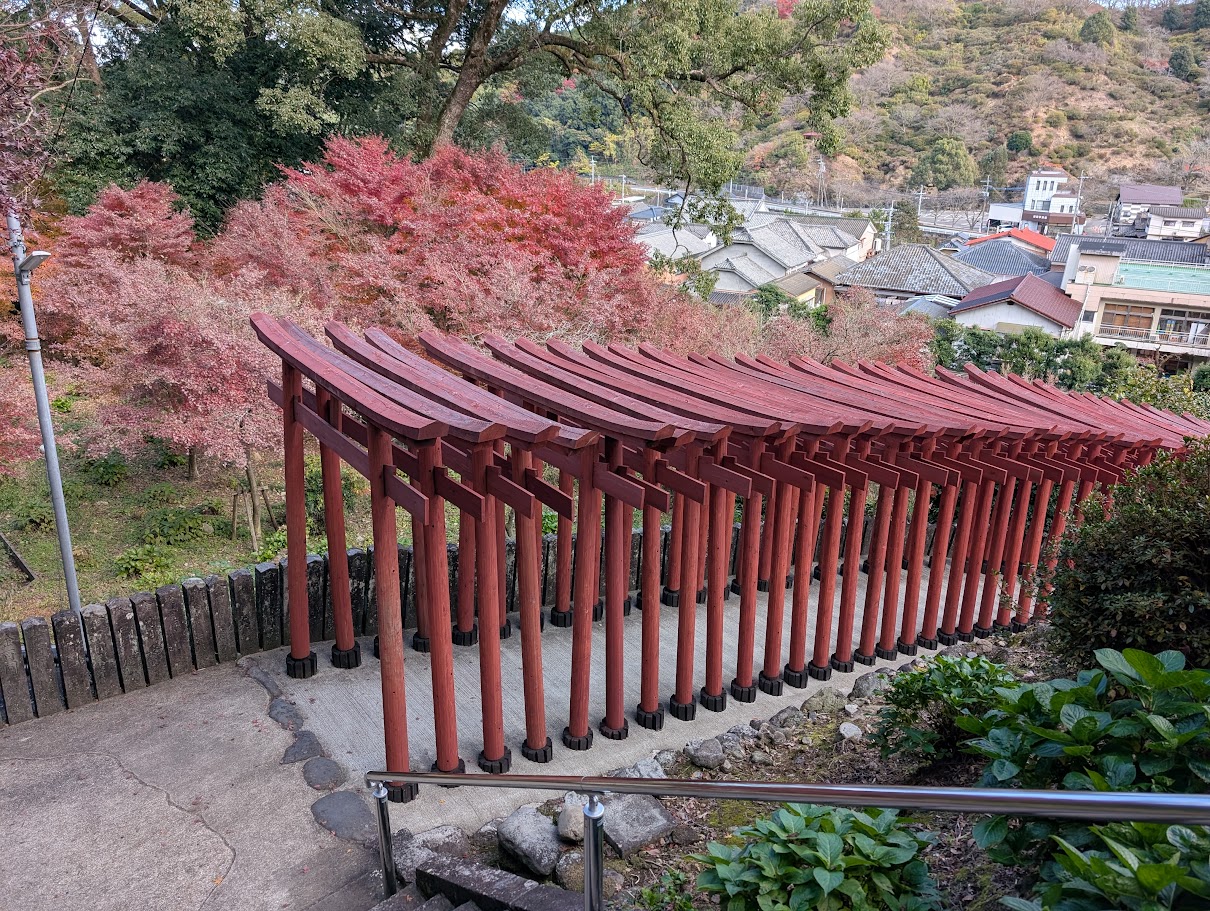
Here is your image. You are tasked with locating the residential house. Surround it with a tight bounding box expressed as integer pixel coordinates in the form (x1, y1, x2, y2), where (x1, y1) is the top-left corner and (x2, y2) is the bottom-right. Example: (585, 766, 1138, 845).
(697, 217, 828, 292)
(1020, 167, 1086, 236)
(963, 228, 1055, 257)
(786, 214, 878, 258)
(636, 223, 717, 261)
(951, 239, 1052, 279)
(833, 244, 996, 304)
(772, 271, 825, 309)
(949, 274, 1080, 336)
(1054, 238, 1210, 368)
(898, 294, 960, 319)
(803, 255, 857, 305)
(986, 202, 1025, 230)
(1144, 206, 1209, 241)
(1113, 183, 1184, 226)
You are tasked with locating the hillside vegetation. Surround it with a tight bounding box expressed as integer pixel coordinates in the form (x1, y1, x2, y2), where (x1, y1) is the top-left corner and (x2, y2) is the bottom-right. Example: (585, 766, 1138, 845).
(741, 0, 1210, 204)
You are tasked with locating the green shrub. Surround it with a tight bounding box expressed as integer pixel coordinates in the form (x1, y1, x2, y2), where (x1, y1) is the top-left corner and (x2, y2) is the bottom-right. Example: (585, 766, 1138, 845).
(541, 508, 559, 536)
(637, 870, 694, 911)
(114, 544, 171, 580)
(12, 499, 54, 532)
(1047, 441, 1210, 668)
(141, 507, 207, 546)
(872, 656, 1017, 761)
(303, 454, 356, 532)
(138, 482, 180, 507)
(150, 439, 188, 469)
(960, 648, 1210, 864)
(87, 452, 129, 487)
(1002, 823, 1210, 911)
(693, 804, 942, 911)
(256, 527, 288, 562)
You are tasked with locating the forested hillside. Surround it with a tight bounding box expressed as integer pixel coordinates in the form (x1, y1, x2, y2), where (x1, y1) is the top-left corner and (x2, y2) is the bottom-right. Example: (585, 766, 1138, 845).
(742, 0, 1210, 205)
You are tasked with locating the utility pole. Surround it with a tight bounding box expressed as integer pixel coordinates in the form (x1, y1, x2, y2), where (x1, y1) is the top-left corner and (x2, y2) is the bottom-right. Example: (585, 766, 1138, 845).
(590, 156, 596, 185)
(982, 176, 993, 233)
(1073, 170, 1087, 236)
(884, 200, 894, 251)
(6, 212, 81, 613)
(916, 185, 925, 218)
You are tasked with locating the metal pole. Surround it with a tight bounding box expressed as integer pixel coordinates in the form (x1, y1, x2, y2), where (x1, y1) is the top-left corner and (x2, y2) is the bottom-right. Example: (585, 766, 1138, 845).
(372, 782, 398, 899)
(583, 794, 605, 911)
(6, 212, 81, 613)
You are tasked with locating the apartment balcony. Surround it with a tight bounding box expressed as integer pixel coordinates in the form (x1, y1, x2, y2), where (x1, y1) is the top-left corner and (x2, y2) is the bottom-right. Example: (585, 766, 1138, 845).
(1095, 324, 1210, 360)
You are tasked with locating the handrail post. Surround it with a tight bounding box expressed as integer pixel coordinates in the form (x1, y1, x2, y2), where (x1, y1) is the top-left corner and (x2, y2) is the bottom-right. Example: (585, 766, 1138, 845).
(373, 783, 398, 899)
(583, 794, 605, 911)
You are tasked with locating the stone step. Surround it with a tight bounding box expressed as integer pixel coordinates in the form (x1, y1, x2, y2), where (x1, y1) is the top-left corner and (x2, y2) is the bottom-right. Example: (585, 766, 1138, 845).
(416, 854, 579, 911)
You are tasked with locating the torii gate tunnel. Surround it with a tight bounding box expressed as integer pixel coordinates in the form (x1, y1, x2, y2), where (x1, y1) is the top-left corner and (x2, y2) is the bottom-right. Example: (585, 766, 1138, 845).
(251, 314, 1209, 801)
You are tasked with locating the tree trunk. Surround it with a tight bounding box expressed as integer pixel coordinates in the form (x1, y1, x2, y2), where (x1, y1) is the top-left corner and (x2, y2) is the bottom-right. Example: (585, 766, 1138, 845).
(428, 0, 510, 150)
(187, 446, 198, 481)
(245, 451, 264, 536)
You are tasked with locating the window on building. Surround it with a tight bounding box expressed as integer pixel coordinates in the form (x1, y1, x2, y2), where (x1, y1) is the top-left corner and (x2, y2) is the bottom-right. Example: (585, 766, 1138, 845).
(1163, 220, 1177, 227)
(1100, 302, 1156, 336)
(1158, 309, 1210, 346)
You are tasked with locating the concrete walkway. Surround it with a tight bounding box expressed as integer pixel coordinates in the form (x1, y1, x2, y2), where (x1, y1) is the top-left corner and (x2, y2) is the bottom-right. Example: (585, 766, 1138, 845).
(0, 566, 978, 909)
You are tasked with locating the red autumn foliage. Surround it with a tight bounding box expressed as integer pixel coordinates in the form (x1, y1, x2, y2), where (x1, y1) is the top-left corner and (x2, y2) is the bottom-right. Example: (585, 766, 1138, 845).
(58, 181, 196, 268)
(776, 0, 798, 18)
(0, 363, 40, 474)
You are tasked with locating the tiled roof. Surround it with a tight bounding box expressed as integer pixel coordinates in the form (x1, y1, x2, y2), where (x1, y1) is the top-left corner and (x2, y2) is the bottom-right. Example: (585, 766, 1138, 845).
(715, 255, 781, 287)
(781, 214, 875, 242)
(952, 240, 1051, 278)
(748, 215, 860, 252)
(951, 273, 1081, 329)
(772, 271, 822, 297)
(1149, 206, 1207, 220)
(727, 218, 824, 270)
(807, 255, 857, 283)
(965, 228, 1056, 253)
(1049, 235, 1210, 266)
(1117, 183, 1184, 206)
(899, 295, 960, 319)
(835, 244, 996, 297)
(708, 290, 756, 307)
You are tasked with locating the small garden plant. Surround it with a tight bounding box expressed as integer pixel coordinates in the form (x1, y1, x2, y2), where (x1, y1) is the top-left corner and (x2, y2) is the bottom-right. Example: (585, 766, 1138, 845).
(871, 655, 1017, 762)
(693, 804, 941, 911)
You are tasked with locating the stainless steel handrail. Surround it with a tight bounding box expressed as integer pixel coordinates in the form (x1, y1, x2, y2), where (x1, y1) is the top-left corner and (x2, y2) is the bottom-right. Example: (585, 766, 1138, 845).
(364, 770, 1210, 909)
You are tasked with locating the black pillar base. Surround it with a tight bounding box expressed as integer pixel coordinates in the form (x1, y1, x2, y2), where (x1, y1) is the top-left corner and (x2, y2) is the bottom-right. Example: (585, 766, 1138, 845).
(830, 655, 855, 674)
(286, 651, 318, 679)
(668, 694, 697, 721)
(453, 624, 479, 646)
(549, 609, 573, 628)
(592, 599, 605, 622)
(785, 573, 795, 589)
(993, 622, 1014, 635)
(521, 737, 554, 763)
(432, 757, 466, 785)
(661, 587, 681, 607)
(917, 635, 940, 651)
(634, 705, 665, 730)
(331, 643, 361, 669)
(623, 597, 633, 617)
(477, 747, 512, 774)
(699, 687, 727, 712)
(937, 631, 959, 646)
(387, 782, 419, 803)
(875, 646, 898, 660)
(1011, 619, 1030, 633)
(758, 670, 783, 696)
(853, 652, 877, 666)
(783, 665, 810, 688)
(696, 588, 707, 604)
(973, 625, 993, 639)
(562, 726, 594, 750)
(957, 630, 975, 642)
(812, 565, 822, 581)
(372, 635, 379, 658)
(500, 620, 513, 639)
(897, 639, 919, 657)
(412, 634, 431, 654)
(634, 591, 643, 611)
(599, 718, 629, 740)
(861, 559, 870, 574)
(730, 678, 758, 702)
(756, 579, 771, 592)
(730, 578, 743, 595)
(723, 585, 733, 602)
(808, 661, 833, 681)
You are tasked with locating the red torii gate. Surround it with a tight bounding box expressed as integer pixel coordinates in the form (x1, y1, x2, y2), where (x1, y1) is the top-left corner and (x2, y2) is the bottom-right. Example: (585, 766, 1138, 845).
(253, 315, 1209, 800)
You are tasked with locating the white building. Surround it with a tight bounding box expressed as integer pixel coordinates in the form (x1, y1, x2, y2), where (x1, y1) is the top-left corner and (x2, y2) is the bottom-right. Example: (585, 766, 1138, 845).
(1020, 167, 1086, 236)
(1144, 206, 1209, 241)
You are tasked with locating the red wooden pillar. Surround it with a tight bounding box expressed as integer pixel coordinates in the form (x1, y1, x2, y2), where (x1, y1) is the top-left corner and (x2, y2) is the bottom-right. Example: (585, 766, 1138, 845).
(897, 441, 937, 655)
(601, 438, 629, 739)
(1032, 442, 1084, 621)
(856, 476, 895, 663)
(367, 423, 416, 802)
(810, 479, 847, 676)
(496, 456, 510, 639)
(757, 479, 776, 590)
(471, 444, 510, 771)
(759, 440, 797, 695)
(316, 388, 359, 669)
(416, 442, 463, 773)
(976, 448, 1020, 636)
(663, 492, 685, 605)
(283, 363, 317, 679)
(549, 470, 574, 627)
(730, 438, 767, 703)
(454, 516, 478, 645)
(670, 445, 703, 719)
(410, 507, 431, 652)
(918, 472, 960, 648)
(939, 478, 979, 643)
(701, 447, 733, 712)
(831, 470, 869, 672)
(512, 447, 552, 762)
(565, 446, 601, 748)
(875, 483, 911, 659)
(1012, 443, 1058, 628)
(636, 448, 665, 729)
(957, 475, 997, 639)
(695, 491, 710, 603)
(784, 476, 821, 682)
(995, 449, 1037, 632)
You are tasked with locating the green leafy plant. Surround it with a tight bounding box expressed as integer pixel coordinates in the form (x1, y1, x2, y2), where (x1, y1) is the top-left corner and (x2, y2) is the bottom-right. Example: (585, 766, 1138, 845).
(141, 507, 207, 546)
(256, 527, 289, 562)
(87, 451, 129, 487)
(114, 543, 171, 580)
(138, 482, 180, 507)
(1001, 823, 1210, 911)
(637, 870, 695, 911)
(303, 454, 357, 533)
(12, 498, 54, 532)
(693, 804, 941, 911)
(149, 439, 188, 469)
(1046, 440, 1210, 668)
(871, 656, 1017, 761)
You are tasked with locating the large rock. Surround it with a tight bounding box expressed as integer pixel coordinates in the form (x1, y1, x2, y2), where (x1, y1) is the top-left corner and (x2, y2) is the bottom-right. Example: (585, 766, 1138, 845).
(553, 851, 584, 892)
(497, 806, 563, 877)
(850, 672, 890, 700)
(415, 854, 580, 911)
(609, 758, 667, 779)
(839, 722, 863, 741)
(769, 707, 803, 729)
(600, 793, 676, 857)
(393, 825, 473, 883)
(801, 686, 846, 713)
(310, 790, 376, 847)
(685, 738, 724, 770)
(557, 793, 586, 843)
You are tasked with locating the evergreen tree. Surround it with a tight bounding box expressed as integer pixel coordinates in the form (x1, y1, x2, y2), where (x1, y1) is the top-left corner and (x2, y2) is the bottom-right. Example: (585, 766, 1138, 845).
(1121, 5, 1139, 32)
(911, 137, 979, 190)
(1170, 44, 1199, 79)
(1079, 11, 1117, 47)
(979, 145, 1009, 190)
(1163, 3, 1184, 30)
(1196, 0, 1210, 28)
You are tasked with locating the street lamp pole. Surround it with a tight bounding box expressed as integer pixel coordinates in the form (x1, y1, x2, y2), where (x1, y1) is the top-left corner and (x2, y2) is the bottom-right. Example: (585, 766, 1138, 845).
(7, 211, 81, 613)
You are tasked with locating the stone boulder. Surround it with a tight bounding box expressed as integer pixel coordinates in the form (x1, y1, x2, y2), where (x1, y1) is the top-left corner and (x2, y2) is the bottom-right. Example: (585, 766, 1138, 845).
(557, 793, 586, 843)
(801, 687, 846, 713)
(496, 806, 563, 877)
(601, 793, 676, 856)
(850, 672, 890, 700)
(685, 738, 725, 770)
(392, 824, 472, 883)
